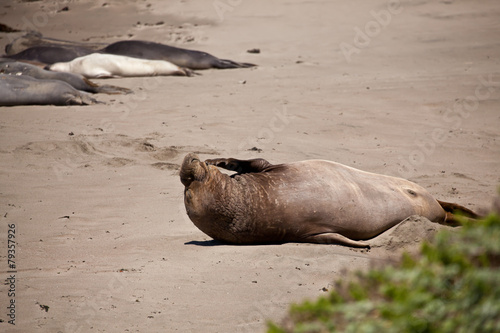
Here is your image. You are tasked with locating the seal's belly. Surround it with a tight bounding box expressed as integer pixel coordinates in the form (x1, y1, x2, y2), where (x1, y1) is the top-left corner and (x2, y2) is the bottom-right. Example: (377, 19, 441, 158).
(242, 160, 445, 240)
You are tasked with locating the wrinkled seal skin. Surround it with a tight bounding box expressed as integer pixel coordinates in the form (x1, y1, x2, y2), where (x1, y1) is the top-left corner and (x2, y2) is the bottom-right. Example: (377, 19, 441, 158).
(180, 153, 477, 248)
(0, 74, 99, 106)
(102, 40, 256, 70)
(0, 60, 132, 94)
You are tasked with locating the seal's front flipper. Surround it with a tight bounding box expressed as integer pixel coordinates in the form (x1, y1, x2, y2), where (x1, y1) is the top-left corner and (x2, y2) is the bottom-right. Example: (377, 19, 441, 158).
(205, 158, 273, 174)
(304, 233, 370, 248)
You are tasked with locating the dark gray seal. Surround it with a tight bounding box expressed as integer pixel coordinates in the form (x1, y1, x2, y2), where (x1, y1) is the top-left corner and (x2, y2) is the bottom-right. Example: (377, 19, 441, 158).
(180, 154, 478, 247)
(6, 40, 255, 70)
(0, 60, 132, 94)
(0, 74, 99, 106)
(5, 32, 105, 55)
(6, 45, 95, 65)
(102, 40, 256, 70)
(5, 34, 256, 69)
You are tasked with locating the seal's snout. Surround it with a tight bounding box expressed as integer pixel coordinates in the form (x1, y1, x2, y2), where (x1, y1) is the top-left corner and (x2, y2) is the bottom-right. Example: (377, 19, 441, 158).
(180, 153, 205, 187)
(47, 62, 66, 73)
(189, 155, 200, 164)
(182, 152, 199, 164)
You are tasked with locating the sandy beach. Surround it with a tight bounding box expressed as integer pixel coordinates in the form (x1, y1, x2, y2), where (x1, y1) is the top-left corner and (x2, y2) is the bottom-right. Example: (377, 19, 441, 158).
(0, 0, 499, 331)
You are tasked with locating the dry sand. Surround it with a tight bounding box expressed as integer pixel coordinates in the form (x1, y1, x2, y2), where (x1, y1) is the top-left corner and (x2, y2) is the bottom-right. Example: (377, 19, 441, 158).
(0, 0, 499, 332)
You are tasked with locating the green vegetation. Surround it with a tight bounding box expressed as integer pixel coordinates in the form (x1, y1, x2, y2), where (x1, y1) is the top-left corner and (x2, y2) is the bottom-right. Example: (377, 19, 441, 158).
(268, 214, 500, 333)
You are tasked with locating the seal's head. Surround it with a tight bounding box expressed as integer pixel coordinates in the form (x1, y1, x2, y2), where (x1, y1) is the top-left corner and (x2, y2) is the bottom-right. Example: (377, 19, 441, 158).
(180, 153, 243, 243)
(46, 62, 70, 73)
(179, 153, 209, 187)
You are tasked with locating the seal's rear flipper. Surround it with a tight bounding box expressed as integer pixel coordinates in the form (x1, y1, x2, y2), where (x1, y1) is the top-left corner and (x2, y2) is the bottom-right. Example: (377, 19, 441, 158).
(304, 233, 370, 248)
(438, 200, 481, 225)
(182, 68, 201, 77)
(205, 157, 273, 174)
(215, 59, 257, 69)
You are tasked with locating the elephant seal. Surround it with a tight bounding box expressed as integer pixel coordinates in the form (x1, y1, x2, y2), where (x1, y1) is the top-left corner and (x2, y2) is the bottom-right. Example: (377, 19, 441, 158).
(47, 53, 193, 78)
(0, 60, 132, 94)
(5, 34, 256, 70)
(101, 40, 256, 70)
(6, 45, 95, 64)
(5, 32, 105, 55)
(180, 154, 478, 247)
(0, 74, 100, 106)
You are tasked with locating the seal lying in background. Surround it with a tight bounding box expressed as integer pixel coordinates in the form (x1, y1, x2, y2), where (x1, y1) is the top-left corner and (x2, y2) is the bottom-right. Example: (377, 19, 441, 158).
(102, 40, 256, 70)
(4, 31, 105, 55)
(0, 60, 132, 94)
(47, 53, 193, 78)
(0, 74, 99, 106)
(180, 154, 478, 247)
(5, 34, 256, 70)
(6, 45, 95, 64)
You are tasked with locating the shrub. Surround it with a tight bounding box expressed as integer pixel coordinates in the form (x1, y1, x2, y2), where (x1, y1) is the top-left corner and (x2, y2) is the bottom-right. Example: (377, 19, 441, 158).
(268, 214, 500, 333)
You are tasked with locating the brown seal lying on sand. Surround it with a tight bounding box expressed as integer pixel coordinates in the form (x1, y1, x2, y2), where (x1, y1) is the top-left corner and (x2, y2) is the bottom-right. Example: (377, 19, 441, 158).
(179, 154, 478, 247)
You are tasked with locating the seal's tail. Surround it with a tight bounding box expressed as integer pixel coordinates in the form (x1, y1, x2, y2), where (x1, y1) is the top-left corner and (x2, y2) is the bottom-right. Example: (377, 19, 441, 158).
(438, 200, 481, 225)
(216, 59, 257, 69)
